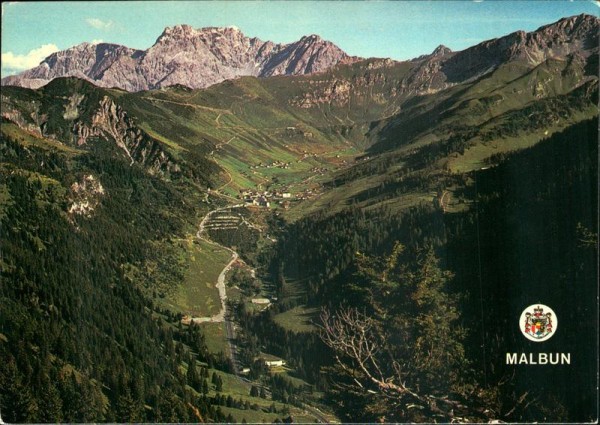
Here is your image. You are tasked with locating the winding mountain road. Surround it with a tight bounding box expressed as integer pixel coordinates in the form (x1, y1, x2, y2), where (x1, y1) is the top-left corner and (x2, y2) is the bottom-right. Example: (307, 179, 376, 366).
(191, 204, 246, 377)
(194, 202, 333, 421)
(193, 205, 243, 323)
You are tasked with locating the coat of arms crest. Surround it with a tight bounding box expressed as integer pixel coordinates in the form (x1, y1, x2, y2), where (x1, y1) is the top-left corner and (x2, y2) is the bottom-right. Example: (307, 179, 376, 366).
(520, 304, 557, 342)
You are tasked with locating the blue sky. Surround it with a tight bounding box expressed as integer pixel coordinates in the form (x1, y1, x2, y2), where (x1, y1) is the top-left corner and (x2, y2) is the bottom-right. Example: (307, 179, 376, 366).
(1, 1, 598, 77)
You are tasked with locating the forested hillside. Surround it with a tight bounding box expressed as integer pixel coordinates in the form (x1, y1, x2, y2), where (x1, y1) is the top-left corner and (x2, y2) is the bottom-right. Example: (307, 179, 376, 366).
(261, 118, 597, 422)
(0, 120, 235, 422)
(445, 118, 598, 421)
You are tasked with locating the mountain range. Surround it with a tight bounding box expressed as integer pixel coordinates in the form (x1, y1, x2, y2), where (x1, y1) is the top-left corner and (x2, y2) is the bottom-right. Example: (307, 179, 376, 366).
(2, 14, 597, 94)
(1, 25, 357, 91)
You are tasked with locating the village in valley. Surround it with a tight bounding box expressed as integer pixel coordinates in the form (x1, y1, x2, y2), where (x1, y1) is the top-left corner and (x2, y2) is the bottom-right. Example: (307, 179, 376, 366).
(240, 188, 292, 208)
(238, 184, 329, 209)
(236, 152, 358, 209)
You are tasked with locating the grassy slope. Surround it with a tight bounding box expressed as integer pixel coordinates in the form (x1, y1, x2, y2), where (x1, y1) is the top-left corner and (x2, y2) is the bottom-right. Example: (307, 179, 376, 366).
(289, 60, 597, 220)
(157, 238, 231, 317)
(273, 306, 318, 333)
(121, 81, 360, 200)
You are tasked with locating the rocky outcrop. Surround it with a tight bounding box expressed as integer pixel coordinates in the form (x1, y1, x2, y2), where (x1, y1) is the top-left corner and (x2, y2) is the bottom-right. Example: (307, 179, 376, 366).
(0, 95, 46, 137)
(68, 174, 105, 218)
(402, 45, 455, 95)
(73, 96, 180, 175)
(1, 86, 179, 176)
(290, 79, 354, 108)
(2, 26, 357, 91)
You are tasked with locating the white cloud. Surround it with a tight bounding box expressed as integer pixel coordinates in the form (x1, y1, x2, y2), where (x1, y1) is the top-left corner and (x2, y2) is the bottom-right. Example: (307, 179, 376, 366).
(1, 43, 59, 71)
(86, 18, 114, 30)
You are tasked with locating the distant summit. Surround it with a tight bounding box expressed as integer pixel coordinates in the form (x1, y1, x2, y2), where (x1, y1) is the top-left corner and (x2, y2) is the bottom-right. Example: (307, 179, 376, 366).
(431, 45, 452, 57)
(1, 25, 359, 91)
(401, 14, 598, 95)
(2, 15, 598, 93)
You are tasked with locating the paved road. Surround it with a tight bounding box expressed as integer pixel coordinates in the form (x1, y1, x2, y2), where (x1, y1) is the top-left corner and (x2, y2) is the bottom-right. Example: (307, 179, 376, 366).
(190, 205, 243, 323)
(195, 204, 334, 421)
(210, 251, 237, 322)
(194, 204, 245, 374)
(224, 312, 241, 375)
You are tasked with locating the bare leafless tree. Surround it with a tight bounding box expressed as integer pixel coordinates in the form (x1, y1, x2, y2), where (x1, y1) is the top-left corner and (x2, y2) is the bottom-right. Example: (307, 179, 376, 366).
(319, 306, 492, 422)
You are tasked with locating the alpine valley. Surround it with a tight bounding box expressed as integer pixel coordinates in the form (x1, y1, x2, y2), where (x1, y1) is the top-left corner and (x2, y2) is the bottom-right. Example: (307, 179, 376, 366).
(1, 14, 598, 423)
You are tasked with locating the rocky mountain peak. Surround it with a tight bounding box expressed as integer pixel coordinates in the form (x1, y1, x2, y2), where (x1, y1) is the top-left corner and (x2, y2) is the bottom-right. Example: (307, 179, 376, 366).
(437, 13, 599, 86)
(538, 13, 597, 36)
(2, 26, 353, 91)
(431, 44, 452, 57)
(43, 42, 99, 65)
(156, 24, 197, 41)
(300, 34, 323, 43)
(156, 24, 247, 45)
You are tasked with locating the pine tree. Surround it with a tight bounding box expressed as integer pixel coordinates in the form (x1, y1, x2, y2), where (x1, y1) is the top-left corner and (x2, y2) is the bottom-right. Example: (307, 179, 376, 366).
(37, 379, 63, 423)
(117, 388, 142, 423)
(186, 358, 200, 391)
(0, 355, 34, 423)
(58, 372, 81, 422)
(320, 244, 469, 421)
